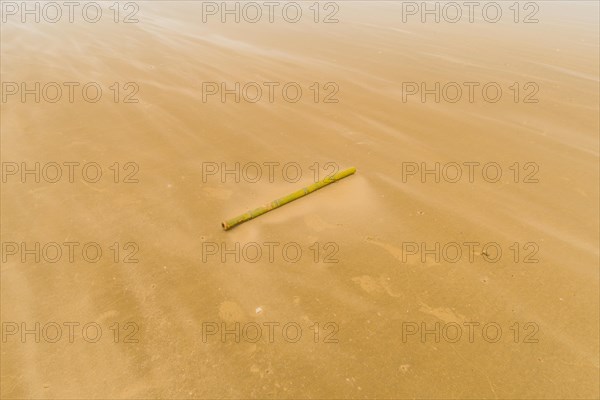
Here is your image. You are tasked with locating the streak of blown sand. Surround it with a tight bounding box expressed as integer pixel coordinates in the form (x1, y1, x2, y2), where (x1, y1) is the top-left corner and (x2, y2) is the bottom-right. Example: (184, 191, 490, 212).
(1, 2, 598, 399)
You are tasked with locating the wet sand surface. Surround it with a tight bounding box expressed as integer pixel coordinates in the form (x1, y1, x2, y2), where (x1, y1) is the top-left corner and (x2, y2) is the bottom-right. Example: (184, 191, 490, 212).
(1, 1, 599, 398)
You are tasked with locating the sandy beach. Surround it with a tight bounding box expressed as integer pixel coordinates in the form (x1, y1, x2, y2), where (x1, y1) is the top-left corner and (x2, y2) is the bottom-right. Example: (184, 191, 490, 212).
(1, 1, 599, 398)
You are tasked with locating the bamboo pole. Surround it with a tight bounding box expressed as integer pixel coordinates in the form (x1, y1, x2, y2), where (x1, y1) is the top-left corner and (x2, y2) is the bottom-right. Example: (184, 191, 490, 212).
(222, 167, 356, 231)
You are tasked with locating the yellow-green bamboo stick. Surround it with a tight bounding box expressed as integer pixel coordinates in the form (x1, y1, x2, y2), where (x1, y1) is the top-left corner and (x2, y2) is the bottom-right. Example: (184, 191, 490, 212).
(222, 167, 356, 231)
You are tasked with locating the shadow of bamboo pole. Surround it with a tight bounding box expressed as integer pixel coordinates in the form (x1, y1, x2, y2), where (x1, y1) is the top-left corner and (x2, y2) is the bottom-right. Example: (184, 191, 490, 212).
(221, 167, 357, 231)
